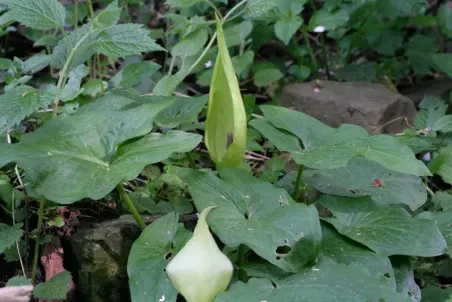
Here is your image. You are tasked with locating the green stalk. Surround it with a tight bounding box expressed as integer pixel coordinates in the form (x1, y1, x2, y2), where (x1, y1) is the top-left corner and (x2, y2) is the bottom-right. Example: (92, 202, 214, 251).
(320, 33, 330, 79)
(86, 0, 94, 17)
(74, 0, 79, 29)
(205, 0, 223, 18)
(31, 199, 45, 285)
(117, 183, 146, 230)
(301, 26, 318, 74)
(292, 165, 304, 202)
(237, 244, 246, 282)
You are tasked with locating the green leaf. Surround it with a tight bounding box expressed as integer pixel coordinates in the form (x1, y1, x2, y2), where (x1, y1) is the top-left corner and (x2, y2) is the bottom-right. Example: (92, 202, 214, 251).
(23, 53, 50, 74)
(171, 29, 208, 58)
(433, 115, 452, 133)
(416, 211, 452, 256)
(153, 70, 189, 96)
(127, 212, 191, 302)
(438, 3, 452, 38)
(60, 64, 90, 102)
(321, 224, 395, 281)
(0, 223, 23, 254)
(0, 58, 12, 69)
(429, 145, 452, 185)
(309, 8, 349, 32)
(320, 196, 447, 257)
(6, 275, 32, 287)
(288, 64, 311, 81)
(249, 118, 301, 152)
(245, 0, 279, 19)
(82, 79, 108, 97)
(0, 86, 54, 134)
(231, 51, 254, 78)
(93, 0, 121, 28)
(33, 35, 59, 47)
(303, 157, 427, 211)
(224, 21, 253, 47)
(217, 258, 410, 302)
(165, 0, 203, 8)
(422, 286, 452, 302)
(7, 0, 66, 30)
(391, 256, 421, 301)
(414, 96, 447, 130)
(132, 192, 193, 215)
(111, 61, 161, 89)
(253, 62, 283, 87)
(258, 105, 431, 176)
(205, 17, 247, 168)
(432, 191, 452, 211)
(274, 17, 302, 45)
(1, 92, 202, 203)
(155, 95, 207, 128)
(95, 24, 165, 57)
(396, 135, 438, 154)
(432, 54, 452, 78)
(178, 168, 322, 272)
(33, 271, 72, 300)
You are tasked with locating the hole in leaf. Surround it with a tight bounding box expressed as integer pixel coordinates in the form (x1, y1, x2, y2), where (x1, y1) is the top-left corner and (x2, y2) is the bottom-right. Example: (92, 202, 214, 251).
(276, 245, 292, 254)
(384, 273, 390, 278)
(164, 251, 173, 261)
(244, 212, 249, 219)
(270, 281, 277, 288)
(276, 256, 281, 260)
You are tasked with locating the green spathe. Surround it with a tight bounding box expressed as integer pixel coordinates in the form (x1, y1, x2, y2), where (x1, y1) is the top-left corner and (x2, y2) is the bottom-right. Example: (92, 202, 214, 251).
(166, 206, 233, 302)
(205, 15, 247, 168)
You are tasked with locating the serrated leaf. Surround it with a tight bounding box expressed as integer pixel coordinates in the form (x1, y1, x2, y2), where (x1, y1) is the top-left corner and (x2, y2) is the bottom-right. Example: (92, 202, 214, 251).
(224, 21, 253, 47)
(274, 17, 302, 45)
(0, 86, 54, 134)
(413, 96, 447, 129)
(205, 17, 247, 168)
(309, 8, 349, 32)
(391, 256, 421, 302)
(245, 0, 279, 19)
(23, 53, 50, 74)
(321, 224, 395, 282)
(253, 62, 283, 87)
(93, 0, 121, 28)
(433, 115, 452, 133)
(1, 92, 202, 203)
(127, 212, 191, 302)
(396, 135, 438, 154)
(33, 271, 71, 300)
(111, 61, 161, 89)
(0, 223, 23, 254)
(7, 0, 66, 30)
(165, 0, 203, 8)
(178, 168, 322, 272)
(216, 258, 410, 302)
(6, 275, 32, 287)
(320, 196, 447, 257)
(60, 64, 90, 102)
(303, 157, 427, 211)
(432, 192, 452, 211)
(171, 29, 208, 58)
(432, 54, 452, 78)
(96, 24, 165, 57)
(155, 95, 207, 128)
(257, 105, 431, 176)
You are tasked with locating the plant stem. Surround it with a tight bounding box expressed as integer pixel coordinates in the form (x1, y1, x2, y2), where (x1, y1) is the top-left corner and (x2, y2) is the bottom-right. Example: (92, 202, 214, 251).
(237, 244, 246, 282)
(117, 183, 146, 230)
(31, 199, 45, 285)
(186, 152, 197, 169)
(320, 33, 330, 79)
(426, 184, 435, 197)
(301, 26, 318, 75)
(74, 0, 79, 29)
(292, 165, 304, 202)
(205, 0, 223, 18)
(96, 54, 105, 92)
(86, 0, 94, 17)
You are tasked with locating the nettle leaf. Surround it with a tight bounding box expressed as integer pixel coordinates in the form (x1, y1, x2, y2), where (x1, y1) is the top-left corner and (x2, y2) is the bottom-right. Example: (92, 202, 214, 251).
(245, 0, 279, 19)
(274, 17, 303, 45)
(7, 0, 66, 30)
(178, 168, 322, 273)
(205, 17, 247, 168)
(95, 24, 166, 57)
(33, 271, 72, 300)
(217, 258, 409, 302)
(171, 28, 208, 58)
(0, 86, 54, 134)
(303, 157, 427, 211)
(128, 212, 191, 302)
(255, 105, 430, 176)
(23, 53, 50, 74)
(391, 256, 421, 301)
(413, 96, 447, 130)
(1, 92, 202, 203)
(224, 21, 253, 47)
(416, 211, 452, 255)
(429, 145, 452, 185)
(320, 196, 447, 257)
(165, 0, 203, 8)
(111, 61, 161, 89)
(0, 223, 23, 254)
(321, 224, 395, 282)
(93, 0, 121, 28)
(6, 275, 32, 287)
(309, 8, 349, 32)
(155, 95, 207, 128)
(60, 64, 90, 102)
(432, 115, 452, 133)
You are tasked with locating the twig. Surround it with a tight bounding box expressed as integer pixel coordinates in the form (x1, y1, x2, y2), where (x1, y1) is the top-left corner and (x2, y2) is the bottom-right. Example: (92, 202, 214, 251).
(372, 116, 415, 133)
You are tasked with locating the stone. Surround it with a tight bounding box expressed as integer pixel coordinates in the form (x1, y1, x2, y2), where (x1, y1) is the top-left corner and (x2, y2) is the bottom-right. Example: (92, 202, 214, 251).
(279, 81, 417, 134)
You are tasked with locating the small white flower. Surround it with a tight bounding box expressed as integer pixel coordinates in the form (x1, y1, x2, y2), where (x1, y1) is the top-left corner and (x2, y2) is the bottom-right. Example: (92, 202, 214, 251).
(204, 60, 213, 68)
(423, 152, 431, 162)
(314, 25, 325, 33)
(159, 295, 165, 302)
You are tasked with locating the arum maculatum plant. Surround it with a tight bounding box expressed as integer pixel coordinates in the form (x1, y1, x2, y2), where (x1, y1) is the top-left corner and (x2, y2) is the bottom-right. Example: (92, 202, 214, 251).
(204, 15, 247, 168)
(166, 206, 233, 302)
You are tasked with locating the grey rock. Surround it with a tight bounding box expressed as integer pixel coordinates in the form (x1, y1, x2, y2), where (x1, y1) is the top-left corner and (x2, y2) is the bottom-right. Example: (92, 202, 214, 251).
(280, 81, 417, 134)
